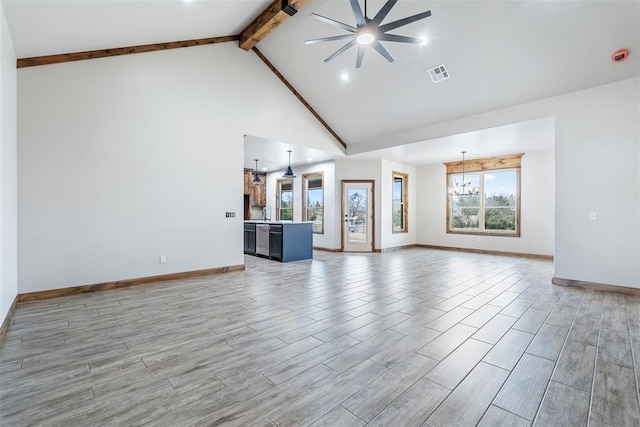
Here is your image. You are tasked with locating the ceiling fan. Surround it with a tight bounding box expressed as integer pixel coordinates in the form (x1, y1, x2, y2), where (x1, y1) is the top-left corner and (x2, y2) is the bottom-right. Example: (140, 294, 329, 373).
(305, 0, 432, 68)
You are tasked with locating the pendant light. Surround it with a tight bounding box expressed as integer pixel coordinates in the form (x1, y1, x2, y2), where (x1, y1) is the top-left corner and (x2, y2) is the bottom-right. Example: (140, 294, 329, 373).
(449, 151, 478, 196)
(251, 159, 262, 183)
(282, 150, 296, 178)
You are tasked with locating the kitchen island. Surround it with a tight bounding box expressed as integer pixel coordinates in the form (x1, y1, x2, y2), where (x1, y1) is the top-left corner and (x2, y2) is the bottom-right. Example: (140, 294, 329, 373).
(244, 221, 313, 262)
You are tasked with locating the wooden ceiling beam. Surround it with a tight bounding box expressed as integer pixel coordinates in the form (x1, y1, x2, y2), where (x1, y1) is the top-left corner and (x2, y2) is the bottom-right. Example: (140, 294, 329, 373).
(239, 0, 308, 51)
(252, 47, 347, 150)
(17, 35, 238, 68)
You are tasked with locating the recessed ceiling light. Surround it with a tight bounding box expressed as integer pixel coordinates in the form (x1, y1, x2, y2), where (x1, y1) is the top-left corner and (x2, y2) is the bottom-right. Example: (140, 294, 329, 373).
(307, 158, 313, 162)
(262, 167, 267, 171)
(420, 36, 429, 46)
(340, 73, 349, 81)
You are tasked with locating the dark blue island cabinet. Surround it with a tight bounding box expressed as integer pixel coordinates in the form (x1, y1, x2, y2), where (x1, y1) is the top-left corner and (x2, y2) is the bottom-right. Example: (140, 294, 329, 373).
(244, 222, 313, 262)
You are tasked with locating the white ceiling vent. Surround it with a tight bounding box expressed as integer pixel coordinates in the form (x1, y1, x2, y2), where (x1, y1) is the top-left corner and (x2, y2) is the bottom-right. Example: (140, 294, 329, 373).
(428, 64, 450, 83)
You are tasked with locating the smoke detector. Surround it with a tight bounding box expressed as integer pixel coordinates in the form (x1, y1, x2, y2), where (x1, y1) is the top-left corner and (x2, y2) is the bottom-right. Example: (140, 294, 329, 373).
(611, 49, 629, 62)
(428, 64, 450, 83)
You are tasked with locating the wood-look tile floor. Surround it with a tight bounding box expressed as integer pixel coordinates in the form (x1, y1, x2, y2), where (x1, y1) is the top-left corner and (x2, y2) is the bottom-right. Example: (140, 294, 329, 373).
(2, 248, 640, 426)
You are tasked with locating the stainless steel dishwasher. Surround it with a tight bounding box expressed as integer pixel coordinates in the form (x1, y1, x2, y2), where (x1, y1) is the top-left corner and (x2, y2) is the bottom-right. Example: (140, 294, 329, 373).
(255, 224, 270, 257)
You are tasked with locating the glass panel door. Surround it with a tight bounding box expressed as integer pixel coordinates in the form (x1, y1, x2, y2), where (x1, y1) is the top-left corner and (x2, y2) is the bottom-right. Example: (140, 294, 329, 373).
(342, 181, 374, 252)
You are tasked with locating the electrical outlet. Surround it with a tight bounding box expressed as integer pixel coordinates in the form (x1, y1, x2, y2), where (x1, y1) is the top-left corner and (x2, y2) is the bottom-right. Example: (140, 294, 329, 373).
(225, 212, 236, 218)
(159, 255, 167, 263)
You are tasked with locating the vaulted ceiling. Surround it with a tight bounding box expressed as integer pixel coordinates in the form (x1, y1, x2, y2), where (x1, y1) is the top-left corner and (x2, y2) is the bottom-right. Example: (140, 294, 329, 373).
(4, 0, 639, 170)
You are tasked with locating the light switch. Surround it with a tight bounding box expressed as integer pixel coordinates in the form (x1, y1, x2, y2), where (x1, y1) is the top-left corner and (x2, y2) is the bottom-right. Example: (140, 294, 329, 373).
(589, 212, 597, 221)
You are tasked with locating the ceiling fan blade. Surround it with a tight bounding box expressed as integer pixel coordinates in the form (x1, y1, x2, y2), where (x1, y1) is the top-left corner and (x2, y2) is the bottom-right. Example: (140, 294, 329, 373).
(310, 13, 357, 33)
(324, 39, 357, 63)
(378, 10, 431, 33)
(350, 0, 366, 26)
(377, 33, 422, 44)
(305, 34, 356, 45)
(372, 40, 395, 63)
(356, 46, 366, 68)
(371, 0, 398, 26)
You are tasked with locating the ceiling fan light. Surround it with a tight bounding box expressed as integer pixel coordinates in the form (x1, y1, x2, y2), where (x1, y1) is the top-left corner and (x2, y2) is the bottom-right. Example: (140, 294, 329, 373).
(356, 32, 375, 45)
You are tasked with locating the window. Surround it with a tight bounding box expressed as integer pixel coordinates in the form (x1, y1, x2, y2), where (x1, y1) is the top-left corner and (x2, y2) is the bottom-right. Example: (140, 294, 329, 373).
(392, 171, 408, 233)
(276, 179, 293, 221)
(303, 173, 324, 233)
(445, 153, 522, 236)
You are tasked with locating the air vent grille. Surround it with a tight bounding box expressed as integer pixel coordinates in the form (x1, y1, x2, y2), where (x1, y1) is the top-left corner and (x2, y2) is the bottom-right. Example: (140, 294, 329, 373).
(428, 64, 450, 83)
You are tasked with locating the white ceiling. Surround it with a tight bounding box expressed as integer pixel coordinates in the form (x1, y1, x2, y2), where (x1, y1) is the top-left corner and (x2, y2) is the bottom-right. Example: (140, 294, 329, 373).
(244, 134, 345, 171)
(4, 0, 638, 167)
(3, 0, 271, 57)
(246, 116, 555, 171)
(349, 115, 555, 165)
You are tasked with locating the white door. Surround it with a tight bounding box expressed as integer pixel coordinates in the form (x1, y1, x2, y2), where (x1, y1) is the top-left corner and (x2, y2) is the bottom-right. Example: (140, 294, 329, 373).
(342, 181, 374, 252)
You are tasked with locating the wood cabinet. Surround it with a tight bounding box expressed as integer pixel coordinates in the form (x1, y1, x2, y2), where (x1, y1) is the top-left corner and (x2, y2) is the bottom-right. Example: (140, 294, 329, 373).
(243, 169, 266, 207)
(253, 183, 266, 207)
(243, 170, 250, 195)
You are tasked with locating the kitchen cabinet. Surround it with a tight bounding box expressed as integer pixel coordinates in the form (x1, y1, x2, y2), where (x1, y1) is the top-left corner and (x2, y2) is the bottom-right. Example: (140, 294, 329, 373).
(243, 169, 266, 207)
(243, 169, 250, 195)
(243, 223, 256, 255)
(253, 183, 266, 207)
(269, 224, 283, 260)
(243, 222, 312, 262)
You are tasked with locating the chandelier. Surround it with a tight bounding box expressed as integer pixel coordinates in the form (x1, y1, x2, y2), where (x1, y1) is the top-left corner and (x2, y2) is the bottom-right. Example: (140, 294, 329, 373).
(449, 151, 478, 196)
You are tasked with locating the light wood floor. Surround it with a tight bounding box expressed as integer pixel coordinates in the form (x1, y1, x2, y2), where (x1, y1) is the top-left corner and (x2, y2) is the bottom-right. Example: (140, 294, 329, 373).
(1, 248, 639, 426)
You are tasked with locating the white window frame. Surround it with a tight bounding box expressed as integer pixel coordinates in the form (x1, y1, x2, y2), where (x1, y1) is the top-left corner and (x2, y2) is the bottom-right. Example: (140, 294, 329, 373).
(276, 178, 293, 221)
(303, 172, 324, 234)
(392, 171, 408, 233)
(445, 154, 523, 237)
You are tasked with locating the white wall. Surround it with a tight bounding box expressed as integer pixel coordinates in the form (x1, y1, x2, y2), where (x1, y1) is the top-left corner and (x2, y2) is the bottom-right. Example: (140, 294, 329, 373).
(265, 160, 337, 249)
(17, 43, 338, 293)
(0, 2, 17, 322)
(380, 160, 417, 250)
(359, 78, 639, 288)
(553, 79, 639, 287)
(266, 158, 416, 251)
(416, 149, 555, 257)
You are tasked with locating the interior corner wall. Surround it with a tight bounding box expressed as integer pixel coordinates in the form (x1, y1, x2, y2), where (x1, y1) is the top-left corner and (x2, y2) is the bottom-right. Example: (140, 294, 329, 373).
(17, 42, 337, 293)
(404, 77, 639, 288)
(416, 149, 555, 257)
(0, 3, 17, 322)
(380, 159, 417, 249)
(265, 160, 337, 250)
